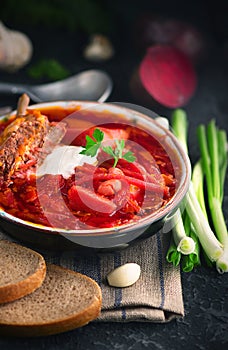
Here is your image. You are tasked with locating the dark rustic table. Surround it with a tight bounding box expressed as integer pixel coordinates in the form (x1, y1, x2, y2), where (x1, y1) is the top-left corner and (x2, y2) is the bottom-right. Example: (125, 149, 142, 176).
(0, 1, 228, 349)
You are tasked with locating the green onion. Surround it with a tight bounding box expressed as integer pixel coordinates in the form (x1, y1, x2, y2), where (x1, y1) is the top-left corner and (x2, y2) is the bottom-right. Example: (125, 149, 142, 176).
(191, 160, 208, 219)
(191, 160, 212, 267)
(172, 208, 196, 255)
(185, 183, 223, 261)
(181, 213, 201, 272)
(197, 120, 228, 273)
(170, 109, 188, 154)
(156, 113, 196, 266)
(169, 109, 225, 270)
(218, 130, 227, 202)
(166, 237, 182, 266)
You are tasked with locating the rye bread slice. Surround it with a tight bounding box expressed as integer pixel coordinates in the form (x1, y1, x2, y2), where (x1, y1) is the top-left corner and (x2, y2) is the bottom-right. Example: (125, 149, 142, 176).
(0, 240, 46, 304)
(0, 264, 102, 337)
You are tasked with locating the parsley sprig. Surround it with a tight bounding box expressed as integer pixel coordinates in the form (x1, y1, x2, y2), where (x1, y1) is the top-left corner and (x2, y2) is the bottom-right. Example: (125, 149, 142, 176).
(80, 128, 136, 167)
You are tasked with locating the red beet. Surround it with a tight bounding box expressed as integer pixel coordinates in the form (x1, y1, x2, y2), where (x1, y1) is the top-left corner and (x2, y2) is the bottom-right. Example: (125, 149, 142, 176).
(138, 45, 197, 108)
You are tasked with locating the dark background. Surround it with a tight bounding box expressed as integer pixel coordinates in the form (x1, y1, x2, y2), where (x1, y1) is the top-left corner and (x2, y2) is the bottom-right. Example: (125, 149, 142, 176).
(0, 0, 228, 349)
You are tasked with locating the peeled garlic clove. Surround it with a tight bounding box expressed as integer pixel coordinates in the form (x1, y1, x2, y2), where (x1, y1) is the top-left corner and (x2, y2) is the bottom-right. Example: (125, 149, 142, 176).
(107, 263, 141, 288)
(83, 34, 114, 62)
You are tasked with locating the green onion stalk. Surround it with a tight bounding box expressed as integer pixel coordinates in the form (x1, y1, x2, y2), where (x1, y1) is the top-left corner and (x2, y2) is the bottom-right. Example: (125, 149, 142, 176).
(168, 109, 226, 271)
(166, 236, 182, 267)
(181, 214, 201, 272)
(197, 121, 228, 273)
(165, 110, 199, 271)
(171, 208, 196, 255)
(191, 160, 213, 267)
(155, 115, 196, 270)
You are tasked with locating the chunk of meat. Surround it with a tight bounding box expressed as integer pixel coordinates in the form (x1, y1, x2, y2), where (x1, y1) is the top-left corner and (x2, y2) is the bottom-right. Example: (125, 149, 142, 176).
(68, 185, 117, 215)
(101, 127, 130, 141)
(0, 112, 50, 185)
(0, 94, 66, 186)
(97, 179, 122, 196)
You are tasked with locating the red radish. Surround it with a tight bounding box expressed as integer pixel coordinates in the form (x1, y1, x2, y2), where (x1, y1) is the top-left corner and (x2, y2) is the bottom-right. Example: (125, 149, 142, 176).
(139, 45, 197, 108)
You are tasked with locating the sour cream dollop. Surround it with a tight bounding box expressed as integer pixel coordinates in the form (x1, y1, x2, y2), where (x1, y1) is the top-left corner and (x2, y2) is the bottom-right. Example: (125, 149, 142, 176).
(37, 145, 97, 179)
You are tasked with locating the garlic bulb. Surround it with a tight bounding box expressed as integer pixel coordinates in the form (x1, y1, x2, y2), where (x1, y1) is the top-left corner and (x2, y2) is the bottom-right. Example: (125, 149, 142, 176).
(0, 21, 33, 72)
(83, 34, 114, 62)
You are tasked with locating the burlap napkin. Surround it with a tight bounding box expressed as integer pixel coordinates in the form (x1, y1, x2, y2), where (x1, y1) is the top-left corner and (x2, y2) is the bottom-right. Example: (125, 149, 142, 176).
(0, 228, 184, 323)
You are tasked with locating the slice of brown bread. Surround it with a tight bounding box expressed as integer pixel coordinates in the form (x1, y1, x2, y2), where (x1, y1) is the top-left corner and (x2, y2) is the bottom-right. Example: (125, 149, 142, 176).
(0, 240, 46, 304)
(0, 264, 102, 337)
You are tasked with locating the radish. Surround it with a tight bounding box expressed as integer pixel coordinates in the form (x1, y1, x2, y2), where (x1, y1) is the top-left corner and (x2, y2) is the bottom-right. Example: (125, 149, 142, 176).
(138, 45, 197, 108)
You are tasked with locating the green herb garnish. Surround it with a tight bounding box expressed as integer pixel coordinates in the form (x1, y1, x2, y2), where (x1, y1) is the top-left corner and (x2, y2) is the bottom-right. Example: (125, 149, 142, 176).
(80, 128, 136, 167)
(27, 59, 70, 81)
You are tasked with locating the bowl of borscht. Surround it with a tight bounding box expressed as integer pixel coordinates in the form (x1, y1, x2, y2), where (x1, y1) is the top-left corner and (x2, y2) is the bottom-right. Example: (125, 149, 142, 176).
(0, 97, 191, 251)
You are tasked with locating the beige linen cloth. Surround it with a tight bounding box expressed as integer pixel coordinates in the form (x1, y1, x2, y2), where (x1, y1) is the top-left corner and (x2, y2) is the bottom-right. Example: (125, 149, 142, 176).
(0, 228, 184, 323)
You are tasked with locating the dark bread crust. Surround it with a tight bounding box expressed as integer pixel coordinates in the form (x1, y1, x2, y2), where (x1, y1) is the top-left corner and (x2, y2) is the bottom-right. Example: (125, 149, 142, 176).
(0, 240, 46, 304)
(0, 264, 102, 337)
